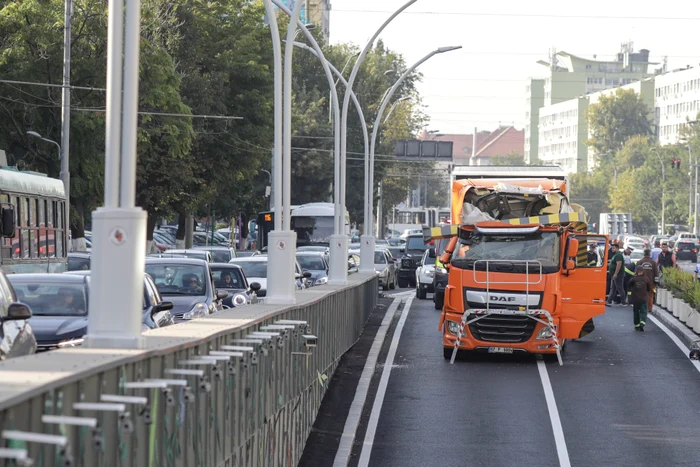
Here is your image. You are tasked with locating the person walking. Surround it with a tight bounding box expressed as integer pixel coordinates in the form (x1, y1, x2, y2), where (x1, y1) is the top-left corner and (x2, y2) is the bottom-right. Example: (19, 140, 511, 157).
(628, 267, 652, 331)
(607, 241, 625, 306)
(657, 242, 677, 283)
(650, 240, 662, 262)
(622, 246, 636, 305)
(636, 249, 659, 312)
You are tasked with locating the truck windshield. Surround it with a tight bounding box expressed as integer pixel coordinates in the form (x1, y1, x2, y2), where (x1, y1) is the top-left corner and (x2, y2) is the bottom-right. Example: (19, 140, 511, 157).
(451, 231, 560, 273)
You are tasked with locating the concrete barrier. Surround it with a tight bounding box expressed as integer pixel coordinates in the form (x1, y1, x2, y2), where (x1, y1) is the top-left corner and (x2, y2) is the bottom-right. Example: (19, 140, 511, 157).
(0, 273, 378, 467)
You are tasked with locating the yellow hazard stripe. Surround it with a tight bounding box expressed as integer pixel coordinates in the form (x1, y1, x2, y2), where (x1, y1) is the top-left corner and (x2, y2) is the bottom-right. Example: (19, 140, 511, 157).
(505, 212, 583, 226)
(423, 224, 458, 242)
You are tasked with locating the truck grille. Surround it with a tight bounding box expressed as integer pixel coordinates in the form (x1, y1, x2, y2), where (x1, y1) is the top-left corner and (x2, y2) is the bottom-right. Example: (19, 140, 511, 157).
(402, 259, 413, 268)
(467, 314, 536, 343)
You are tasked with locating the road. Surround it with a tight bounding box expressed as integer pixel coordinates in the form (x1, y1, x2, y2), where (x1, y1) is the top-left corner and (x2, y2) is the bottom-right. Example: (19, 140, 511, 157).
(302, 289, 700, 467)
(678, 259, 697, 276)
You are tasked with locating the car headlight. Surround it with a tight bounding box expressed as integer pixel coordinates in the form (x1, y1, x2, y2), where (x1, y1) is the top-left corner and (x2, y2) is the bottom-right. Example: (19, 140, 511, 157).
(427, 269, 435, 278)
(57, 337, 85, 348)
(315, 277, 328, 286)
(446, 321, 461, 335)
(232, 293, 248, 307)
(536, 326, 553, 340)
(188, 302, 208, 318)
(436, 266, 447, 274)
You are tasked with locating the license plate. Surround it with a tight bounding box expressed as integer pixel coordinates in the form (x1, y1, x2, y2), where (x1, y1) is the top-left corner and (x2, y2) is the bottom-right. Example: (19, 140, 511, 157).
(488, 347, 514, 354)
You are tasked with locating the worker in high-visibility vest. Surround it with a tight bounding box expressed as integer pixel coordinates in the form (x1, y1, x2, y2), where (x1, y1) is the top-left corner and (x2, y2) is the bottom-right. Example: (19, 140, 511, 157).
(623, 246, 636, 306)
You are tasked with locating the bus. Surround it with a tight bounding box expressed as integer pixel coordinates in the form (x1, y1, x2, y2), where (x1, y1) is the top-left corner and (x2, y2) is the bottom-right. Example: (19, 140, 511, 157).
(257, 203, 350, 249)
(0, 168, 67, 273)
(387, 207, 450, 239)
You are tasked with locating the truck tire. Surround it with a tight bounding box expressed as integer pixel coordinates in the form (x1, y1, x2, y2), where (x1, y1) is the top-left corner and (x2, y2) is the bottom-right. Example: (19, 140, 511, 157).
(434, 291, 444, 310)
(398, 277, 408, 288)
(410, 277, 417, 288)
(416, 284, 426, 299)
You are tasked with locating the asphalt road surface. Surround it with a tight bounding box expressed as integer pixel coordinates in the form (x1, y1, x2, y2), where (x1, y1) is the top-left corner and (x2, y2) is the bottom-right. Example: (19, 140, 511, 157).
(302, 289, 700, 467)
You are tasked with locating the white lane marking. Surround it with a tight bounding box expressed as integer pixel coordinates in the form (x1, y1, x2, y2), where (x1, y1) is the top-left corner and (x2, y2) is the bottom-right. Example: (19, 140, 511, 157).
(357, 293, 415, 467)
(537, 360, 572, 467)
(333, 296, 403, 466)
(648, 315, 700, 373)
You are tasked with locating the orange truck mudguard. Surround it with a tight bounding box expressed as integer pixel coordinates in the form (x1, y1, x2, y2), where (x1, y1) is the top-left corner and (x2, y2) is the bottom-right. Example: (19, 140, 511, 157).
(433, 167, 609, 365)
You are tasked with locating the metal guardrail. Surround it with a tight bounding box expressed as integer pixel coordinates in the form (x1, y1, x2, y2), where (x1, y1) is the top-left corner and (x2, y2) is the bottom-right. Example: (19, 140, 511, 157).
(0, 273, 378, 467)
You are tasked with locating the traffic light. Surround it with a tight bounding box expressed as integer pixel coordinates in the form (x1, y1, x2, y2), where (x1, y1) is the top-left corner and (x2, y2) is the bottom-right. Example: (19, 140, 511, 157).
(677, 158, 682, 169)
(671, 158, 676, 169)
(671, 158, 681, 169)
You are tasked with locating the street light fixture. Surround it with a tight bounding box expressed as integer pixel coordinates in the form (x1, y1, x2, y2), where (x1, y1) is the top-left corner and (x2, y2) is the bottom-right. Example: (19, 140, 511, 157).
(383, 96, 411, 124)
(369, 46, 463, 237)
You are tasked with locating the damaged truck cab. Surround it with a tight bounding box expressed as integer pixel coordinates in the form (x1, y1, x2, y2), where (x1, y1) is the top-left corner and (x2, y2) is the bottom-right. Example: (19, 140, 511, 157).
(429, 167, 609, 364)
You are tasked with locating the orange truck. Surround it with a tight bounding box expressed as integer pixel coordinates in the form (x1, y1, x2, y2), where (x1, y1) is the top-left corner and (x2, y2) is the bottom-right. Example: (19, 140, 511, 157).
(426, 166, 609, 365)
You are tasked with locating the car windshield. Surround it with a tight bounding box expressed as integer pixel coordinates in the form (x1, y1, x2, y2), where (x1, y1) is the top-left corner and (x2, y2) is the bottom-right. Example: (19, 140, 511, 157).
(67, 256, 90, 271)
(166, 251, 208, 261)
(374, 251, 387, 264)
(145, 264, 208, 296)
(452, 231, 561, 273)
(211, 267, 245, 289)
(387, 247, 403, 259)
(232, 261, 267, 278)
(406, 237, 430, 251)
(296, 256, 326, 270)
(11, 282, 87, 316)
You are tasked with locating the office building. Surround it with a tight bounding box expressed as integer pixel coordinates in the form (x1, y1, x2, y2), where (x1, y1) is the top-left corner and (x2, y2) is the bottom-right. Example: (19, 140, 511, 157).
(655, 66, 700, 146)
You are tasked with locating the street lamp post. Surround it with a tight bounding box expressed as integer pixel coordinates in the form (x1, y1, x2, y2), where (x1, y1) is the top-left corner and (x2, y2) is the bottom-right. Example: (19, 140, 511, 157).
(369, 46, 462, 238)
(291, 40, 374, 273)
(338, 0, 417, 279)
(652, 148, 665, 235)
(61, 0, 72, 251)
(26, 131, 69, 250)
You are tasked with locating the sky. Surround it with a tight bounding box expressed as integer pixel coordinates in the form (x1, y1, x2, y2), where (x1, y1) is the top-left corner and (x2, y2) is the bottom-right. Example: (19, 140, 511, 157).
(329, 0, 700, 135)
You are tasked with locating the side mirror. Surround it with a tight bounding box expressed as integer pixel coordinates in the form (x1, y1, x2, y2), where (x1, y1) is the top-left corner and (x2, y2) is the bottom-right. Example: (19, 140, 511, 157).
(303, 271, 312, 279)
(216, 290, 229, 300)
(568, 238, 579, 260)
(155, 301, 174, 312)
(5, 302, 31, 320)
(295, 273, 302, 280)
(428, 248, 436, 259)
(1, 206, 15, 238)
(249, 282, 262, 292)
(439, 252, 451, 264)
(565, 259, 576, 274)
(391, 258, 397, 263)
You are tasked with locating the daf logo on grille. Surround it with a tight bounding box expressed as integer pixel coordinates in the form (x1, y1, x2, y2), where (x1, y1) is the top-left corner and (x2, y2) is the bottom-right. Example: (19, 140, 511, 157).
(489, 296, 516, 302)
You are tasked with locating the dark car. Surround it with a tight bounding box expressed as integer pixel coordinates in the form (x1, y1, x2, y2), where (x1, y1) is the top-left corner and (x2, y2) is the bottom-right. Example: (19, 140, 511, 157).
(675, 241, 697, 261)
(296, 252, 329, 286)
(194, 246, 237, 263)
(397, 234, 431, 288)
(210, 264, 260, 308)
(0, 270, 36, 360)
(66, 271, 175, 332)
(8, 274, 89, 350)
(145, 258, 226, 322)
(67, 252, 91, 271)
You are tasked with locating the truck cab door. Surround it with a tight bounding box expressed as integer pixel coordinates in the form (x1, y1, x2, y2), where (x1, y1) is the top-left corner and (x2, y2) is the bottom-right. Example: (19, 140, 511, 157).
(558, 234, 609, 339)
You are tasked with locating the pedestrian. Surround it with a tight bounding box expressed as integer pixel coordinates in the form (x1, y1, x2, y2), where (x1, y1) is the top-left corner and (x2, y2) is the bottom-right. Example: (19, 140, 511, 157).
(622, 246, 635, 305)
(587, 243, 599, 266)
(657, 242, 677, 283)
(628, 267, 652, 331)
(651, 240, 662, 262)
(635, 249, 659, 312)
(694, 256, 700, 281)
(606, 241, 625, 306)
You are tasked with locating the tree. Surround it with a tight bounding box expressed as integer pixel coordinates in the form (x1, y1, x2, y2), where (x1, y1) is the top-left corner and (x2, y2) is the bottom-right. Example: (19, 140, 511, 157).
(490, 151, 526, 166)
(570, 170, 610, 226)
(587, 88, 652, 170)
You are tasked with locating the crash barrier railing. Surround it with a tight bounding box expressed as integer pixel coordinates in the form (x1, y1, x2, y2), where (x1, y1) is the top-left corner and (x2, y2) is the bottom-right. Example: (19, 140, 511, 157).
(0, 273, 377, 467)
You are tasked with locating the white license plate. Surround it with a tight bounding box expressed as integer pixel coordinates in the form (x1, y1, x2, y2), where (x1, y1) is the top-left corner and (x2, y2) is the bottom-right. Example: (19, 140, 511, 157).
(488, 347, 514, 354)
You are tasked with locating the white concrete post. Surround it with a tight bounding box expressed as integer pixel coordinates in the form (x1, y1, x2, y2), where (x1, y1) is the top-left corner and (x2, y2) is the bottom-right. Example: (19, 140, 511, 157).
(84, 0, 146, 349)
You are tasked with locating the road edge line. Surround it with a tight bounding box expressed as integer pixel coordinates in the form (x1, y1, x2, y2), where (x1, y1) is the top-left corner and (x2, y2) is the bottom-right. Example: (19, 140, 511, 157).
(332, 294, 404, 466)
(357, 293, 415, 467)
(648, 314, 700, 373)
(536, 359, 572, 467)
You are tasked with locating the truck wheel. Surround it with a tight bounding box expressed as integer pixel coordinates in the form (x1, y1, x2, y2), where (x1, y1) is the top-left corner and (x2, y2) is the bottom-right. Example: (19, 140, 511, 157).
(382, 281, 389, 291)
(398, 278, 408, 288)
(443, 347, 455, 360)
(416, 284, 426, 299)
(410, 277, 417, 288)
(434, 291, 444, 310)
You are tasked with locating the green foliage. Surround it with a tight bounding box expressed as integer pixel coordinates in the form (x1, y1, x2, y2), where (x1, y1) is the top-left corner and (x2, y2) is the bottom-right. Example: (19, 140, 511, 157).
(490, 151, 525, 166)
(662, 267, 700, 308)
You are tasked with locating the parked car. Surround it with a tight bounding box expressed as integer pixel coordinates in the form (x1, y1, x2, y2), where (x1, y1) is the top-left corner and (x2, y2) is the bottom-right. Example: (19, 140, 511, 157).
(374, 249, 397, 291)
(67, 252, 91, 271)
(145, 258, 225, 322)
(0, 270, 36, 360)
(210, 264, 260, 308)
(675, 240, 698, 261)
(194, 246, 237, 263)
(160, 249, 214, 263)
(296, 252, 329, 286)
(66, 271, 175, 331)
(415, 248, 436, 299)
(8, 274, 89, 351)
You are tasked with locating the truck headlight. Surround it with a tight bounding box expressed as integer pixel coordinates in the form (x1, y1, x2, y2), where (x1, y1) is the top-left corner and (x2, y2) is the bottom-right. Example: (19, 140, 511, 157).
(232, 294, 248, 307)
(446, 320, 461, 335)
(536, 326, 553, 340)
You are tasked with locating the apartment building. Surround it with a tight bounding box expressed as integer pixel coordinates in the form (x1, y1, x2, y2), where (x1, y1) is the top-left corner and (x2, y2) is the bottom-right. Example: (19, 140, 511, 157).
(655, 66, 700, 146)
(537, 97, 588, 173)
